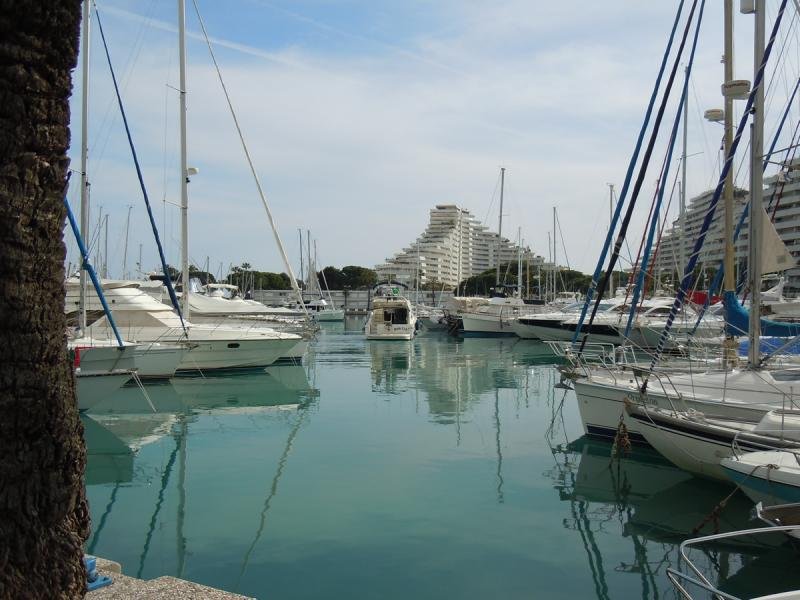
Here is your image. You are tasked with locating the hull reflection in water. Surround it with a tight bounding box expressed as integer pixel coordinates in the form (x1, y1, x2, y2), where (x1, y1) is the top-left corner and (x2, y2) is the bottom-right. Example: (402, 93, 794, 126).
(551, 436, 800, 599)
(82, 326, 800, 599)
(82, 415, 134, 486)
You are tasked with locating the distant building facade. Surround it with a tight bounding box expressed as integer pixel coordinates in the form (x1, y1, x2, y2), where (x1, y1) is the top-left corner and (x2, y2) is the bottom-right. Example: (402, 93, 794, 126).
(375, 204, 543, 289)
(653, 161, 800, 294)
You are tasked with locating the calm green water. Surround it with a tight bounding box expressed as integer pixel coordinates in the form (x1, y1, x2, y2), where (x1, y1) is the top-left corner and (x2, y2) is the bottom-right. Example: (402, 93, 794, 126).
(84, 318, 800, 599)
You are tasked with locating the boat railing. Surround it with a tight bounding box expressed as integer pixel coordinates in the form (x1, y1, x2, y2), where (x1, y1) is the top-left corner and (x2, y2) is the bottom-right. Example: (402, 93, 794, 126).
(666, 524, 800, 600)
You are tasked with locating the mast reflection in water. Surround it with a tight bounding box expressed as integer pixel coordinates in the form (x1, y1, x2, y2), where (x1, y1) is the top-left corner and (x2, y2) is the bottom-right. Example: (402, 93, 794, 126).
(83, 325, 800, 599)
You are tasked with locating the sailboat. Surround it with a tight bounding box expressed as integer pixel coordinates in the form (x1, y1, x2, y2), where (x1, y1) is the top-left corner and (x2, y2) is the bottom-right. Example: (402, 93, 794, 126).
(300, 232, 344, 321)
(73, 1, 306, 374)
(569, 0, 800, 451)
(459, 169, 539, 336)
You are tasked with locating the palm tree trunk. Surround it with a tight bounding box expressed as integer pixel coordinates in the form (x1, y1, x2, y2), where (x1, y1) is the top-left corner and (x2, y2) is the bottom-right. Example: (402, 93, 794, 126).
(0, 2, 88, 598)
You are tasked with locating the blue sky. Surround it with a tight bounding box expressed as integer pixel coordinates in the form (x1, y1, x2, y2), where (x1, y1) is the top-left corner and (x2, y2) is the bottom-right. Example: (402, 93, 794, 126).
(66, 1, 794, 280)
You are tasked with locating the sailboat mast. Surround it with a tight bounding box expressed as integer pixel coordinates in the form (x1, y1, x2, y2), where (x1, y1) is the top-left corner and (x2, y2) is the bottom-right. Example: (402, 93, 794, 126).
(722, 0, 738, 365)
(552, 206, 557, 297)
(456, 209, 463, 293)
(307, 229, 312, 294)
(178, 0, 190, 318)
(495, 167, 505, 288)
(680, 66, 688, 277)
(298, 228, 304, 286)
(608, 184, 614, 294)
(517, 228, 522, 298)
(79, 0, 90, 334)
(122, 205, 132, 279)
(748, 0, 765, 368)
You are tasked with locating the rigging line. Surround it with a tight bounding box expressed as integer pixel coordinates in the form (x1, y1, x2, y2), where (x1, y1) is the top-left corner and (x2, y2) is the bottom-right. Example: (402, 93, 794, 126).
(627, 24, 704, 339)
(91, 0, 159, 166)
(693, 76, 800, 329)
(578, 0, 702, 354)
(93, 2, 187, 333)
(646, 0, 790, 381)
(572, 0, 688, 347)
(64, 194, 125, 346)
(191, 0, 308, 317)
(626, 154, 672, 315)
(646, 167, 680, 298)
(482, 170, 502, 227)
(555, 211, 572, 271)
(689, 76, 716, 185)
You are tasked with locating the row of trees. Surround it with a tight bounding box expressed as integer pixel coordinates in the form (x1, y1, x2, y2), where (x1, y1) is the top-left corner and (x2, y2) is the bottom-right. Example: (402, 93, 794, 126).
(456, 264, 629, 298)
(181, 263, 382, 291)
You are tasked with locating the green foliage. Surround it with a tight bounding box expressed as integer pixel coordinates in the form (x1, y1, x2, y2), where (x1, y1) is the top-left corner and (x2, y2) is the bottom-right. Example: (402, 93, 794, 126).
(318, 265, 377, 289)
(221, 262, 378, 291)
(455, 264, 621, 296)
(226, 263, 292, 291)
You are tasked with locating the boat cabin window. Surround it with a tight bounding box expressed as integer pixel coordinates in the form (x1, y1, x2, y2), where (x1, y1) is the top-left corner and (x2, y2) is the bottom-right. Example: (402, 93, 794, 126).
(382, 307, 409, 324)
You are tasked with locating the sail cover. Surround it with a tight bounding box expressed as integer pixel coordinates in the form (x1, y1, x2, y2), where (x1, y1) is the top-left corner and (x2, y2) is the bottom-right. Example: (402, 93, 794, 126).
(760, 205, 795, 274)
(723, 290, 800, 337)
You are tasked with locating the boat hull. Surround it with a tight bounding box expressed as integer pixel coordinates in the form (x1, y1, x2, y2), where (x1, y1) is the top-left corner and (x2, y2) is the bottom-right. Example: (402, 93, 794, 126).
(625, 406, 798, 481)
(460, 312, 517, 337)
(176, 337, 300, 374)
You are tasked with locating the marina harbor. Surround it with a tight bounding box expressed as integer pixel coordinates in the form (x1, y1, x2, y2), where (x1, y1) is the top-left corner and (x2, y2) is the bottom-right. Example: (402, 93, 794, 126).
(10, 1, 800, 599)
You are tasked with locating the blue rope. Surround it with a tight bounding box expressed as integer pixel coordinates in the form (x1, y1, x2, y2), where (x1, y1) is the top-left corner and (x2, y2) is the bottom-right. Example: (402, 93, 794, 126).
(626, 2, 705, 338)
(646, 0, 789, 381)
(64, 197, 125, 348)
(572, 0, 687, 345)
(94, 4, 187, 333)
(578, 0, 700, 353)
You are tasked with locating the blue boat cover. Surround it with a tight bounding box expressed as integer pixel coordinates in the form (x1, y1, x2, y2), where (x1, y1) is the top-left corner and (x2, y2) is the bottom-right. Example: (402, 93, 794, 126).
(723, 290, 800, 337)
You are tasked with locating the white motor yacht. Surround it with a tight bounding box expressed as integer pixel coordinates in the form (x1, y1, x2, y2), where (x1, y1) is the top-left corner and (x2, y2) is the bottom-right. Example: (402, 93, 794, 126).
(65, 279, 302, 373)
(364, 288, 417, 340)
(460, 296, 540, 336)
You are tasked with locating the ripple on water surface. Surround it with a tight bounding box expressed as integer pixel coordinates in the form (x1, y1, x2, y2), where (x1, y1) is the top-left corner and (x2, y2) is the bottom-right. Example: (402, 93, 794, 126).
(84, 325, 800, 599)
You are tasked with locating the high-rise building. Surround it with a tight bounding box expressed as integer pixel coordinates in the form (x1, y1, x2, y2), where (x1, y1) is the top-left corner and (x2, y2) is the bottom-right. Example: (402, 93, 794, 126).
(653, 162, 800, 293)
(375, 204, 542, 289)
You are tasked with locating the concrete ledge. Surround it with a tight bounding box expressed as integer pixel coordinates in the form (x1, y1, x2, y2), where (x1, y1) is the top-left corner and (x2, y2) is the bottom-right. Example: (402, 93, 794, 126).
(94, 557, 121, 574)
(87, 564, 254, 599)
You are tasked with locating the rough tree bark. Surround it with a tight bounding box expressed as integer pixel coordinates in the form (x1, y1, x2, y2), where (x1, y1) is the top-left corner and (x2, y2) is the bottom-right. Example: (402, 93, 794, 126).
(0, 2, 88, 599)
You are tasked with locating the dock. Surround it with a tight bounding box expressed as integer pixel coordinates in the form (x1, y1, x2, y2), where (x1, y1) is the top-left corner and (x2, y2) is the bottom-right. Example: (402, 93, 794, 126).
(87, 557, 253, 599)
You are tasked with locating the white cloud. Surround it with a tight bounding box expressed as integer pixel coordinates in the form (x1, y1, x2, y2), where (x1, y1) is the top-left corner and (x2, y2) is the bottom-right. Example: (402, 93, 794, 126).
(68, 1, 796, 279)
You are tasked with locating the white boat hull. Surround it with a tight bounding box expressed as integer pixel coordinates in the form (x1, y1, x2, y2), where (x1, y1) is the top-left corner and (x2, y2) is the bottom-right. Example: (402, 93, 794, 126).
(624, 407, 800, 482)
(510, 318, 571, 340)
(176, 336, 300, 374)
(460, 312, 517, 336)
(573, 368, 800, 444)
(131, 344, 185, 379)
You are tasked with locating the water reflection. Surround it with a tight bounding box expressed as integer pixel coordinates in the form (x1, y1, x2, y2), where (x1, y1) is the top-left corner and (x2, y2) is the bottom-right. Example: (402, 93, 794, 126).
(83, 365, 318, 579)
(550, 436, 800, 599)
(82, 329, 800, 599)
